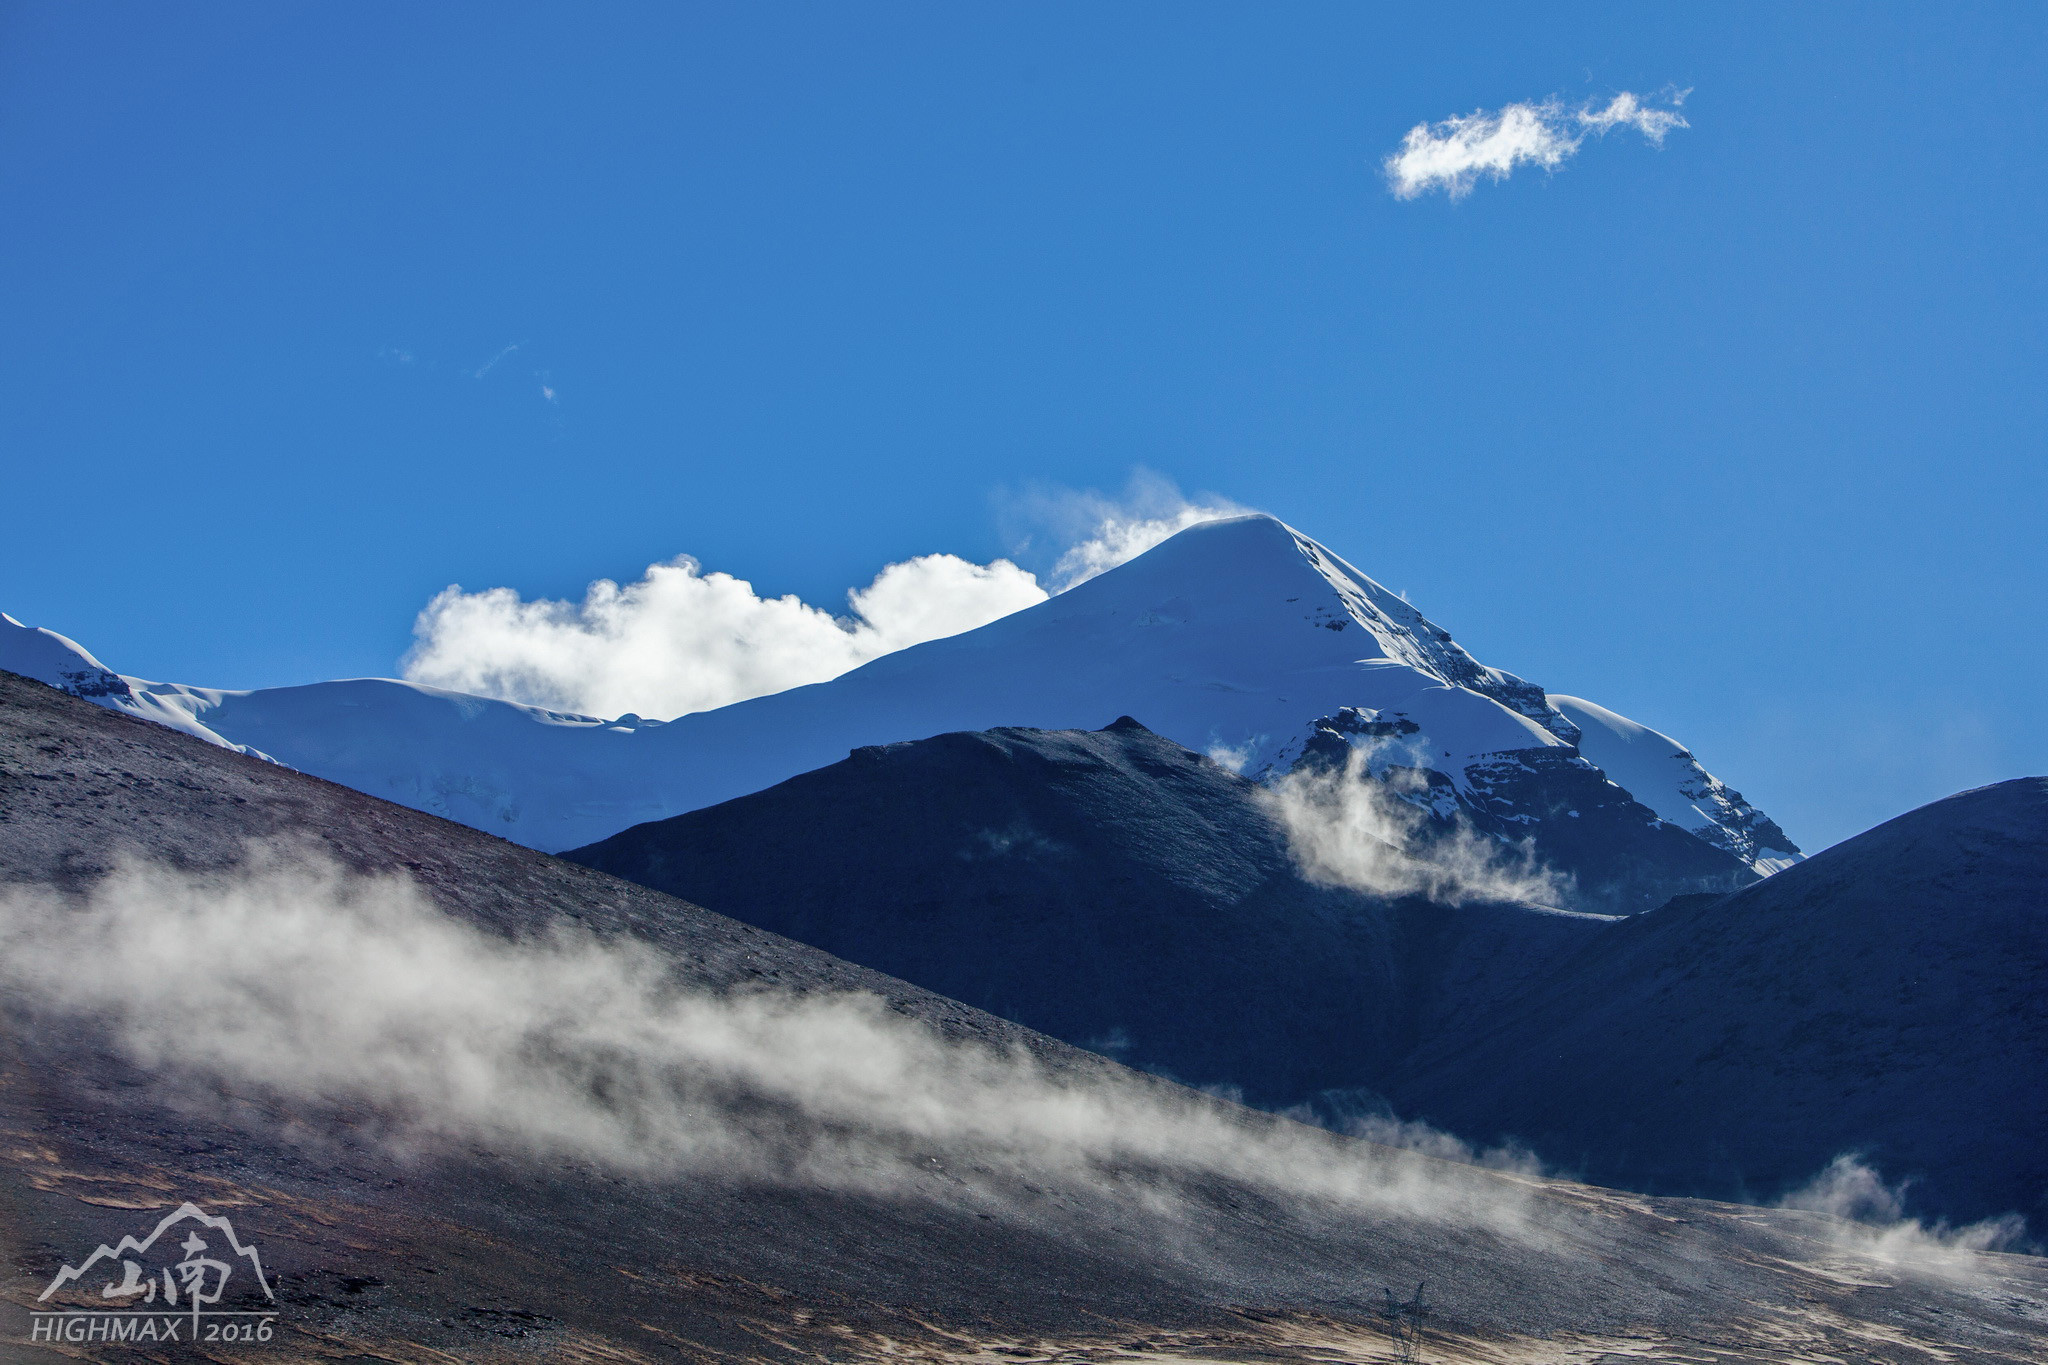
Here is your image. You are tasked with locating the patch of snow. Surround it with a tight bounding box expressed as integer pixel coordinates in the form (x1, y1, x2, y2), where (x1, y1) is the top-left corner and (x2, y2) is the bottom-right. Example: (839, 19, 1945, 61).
(0, 614, 268, 759)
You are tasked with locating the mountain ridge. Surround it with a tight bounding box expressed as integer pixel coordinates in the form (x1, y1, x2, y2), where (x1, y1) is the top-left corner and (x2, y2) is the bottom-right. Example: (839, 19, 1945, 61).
(1, 516, 1798, 910)
(567, 714, 1617, 1106)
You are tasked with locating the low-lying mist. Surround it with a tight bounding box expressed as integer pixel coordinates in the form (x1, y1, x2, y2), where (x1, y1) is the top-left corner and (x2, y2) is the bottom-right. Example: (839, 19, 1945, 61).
(1777, 1155, 2028, 1266)
(1, 847, 2021, 1284)
(1260, 746, 1568, 907)
(0, 847, 1539, 1232)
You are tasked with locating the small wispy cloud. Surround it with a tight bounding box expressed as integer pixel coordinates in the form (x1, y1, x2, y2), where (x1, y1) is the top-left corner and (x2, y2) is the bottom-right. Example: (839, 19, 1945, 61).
(472, 343, 522, 379)
(1385, 90, 1689, 201)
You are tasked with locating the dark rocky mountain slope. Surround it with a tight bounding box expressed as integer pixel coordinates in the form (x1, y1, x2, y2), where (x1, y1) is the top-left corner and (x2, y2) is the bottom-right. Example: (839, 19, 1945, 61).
(1388, 776, 2048, 1231)
(569, 716, 1609, 1108)
(4, 670, 2044, 1362)
(572, 718, 2048, 1235)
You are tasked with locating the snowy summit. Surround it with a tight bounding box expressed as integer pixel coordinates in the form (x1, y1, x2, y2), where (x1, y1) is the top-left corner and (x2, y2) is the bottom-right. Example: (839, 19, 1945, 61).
(2, 515, 1797, 904)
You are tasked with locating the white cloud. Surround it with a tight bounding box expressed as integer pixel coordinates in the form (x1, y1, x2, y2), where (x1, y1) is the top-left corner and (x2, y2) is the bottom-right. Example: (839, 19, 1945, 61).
(403, 473, 1253, 721)
(11, 848, 2028, 1300)
(404, 551, 1048, 721)
(1577, 90, 1689, 141)
(4, 851, 2025, 1304)
(1206, 740, 1257, 774)
(1385, 89, 1688, 201)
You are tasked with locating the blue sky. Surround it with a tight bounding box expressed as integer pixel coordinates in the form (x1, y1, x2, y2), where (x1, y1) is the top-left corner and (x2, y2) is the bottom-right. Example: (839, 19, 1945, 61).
(4, 2, 2044, 850)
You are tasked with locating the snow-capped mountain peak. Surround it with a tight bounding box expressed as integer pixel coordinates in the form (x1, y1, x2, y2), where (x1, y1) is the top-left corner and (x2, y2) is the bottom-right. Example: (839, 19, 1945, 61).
(1, 613, 131, 699)
(0, 613, 263, 757)
(1279, 521, 1573, 742)
(969, 514, 1577, 785)
(1, 515, 1799, 905)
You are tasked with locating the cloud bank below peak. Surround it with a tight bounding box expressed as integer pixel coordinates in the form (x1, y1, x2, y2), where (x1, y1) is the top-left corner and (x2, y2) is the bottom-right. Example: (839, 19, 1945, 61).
(403, 551, 1046, 722)
(402, 477, 1250, 721)
(1385, 90, 1689, 201)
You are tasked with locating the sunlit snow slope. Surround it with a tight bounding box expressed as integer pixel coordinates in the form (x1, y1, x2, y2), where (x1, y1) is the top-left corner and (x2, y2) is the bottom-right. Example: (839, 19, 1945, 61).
(0, 613, 264, 757)
(1551, 695, 1797, 874)
(1, 517, 1798, 889)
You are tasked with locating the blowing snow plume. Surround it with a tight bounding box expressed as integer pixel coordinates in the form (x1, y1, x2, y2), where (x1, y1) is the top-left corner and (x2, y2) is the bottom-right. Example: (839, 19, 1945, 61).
(997, 470, 1253, 591)
(0, 847, 1544, 1235)
(1262, 747, 1568, 906)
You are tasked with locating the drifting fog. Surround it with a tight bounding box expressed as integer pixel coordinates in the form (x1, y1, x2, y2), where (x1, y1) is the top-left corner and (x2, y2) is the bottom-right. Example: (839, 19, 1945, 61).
(0, 848, 2021, 1279)
(1262, 746, 1569, 907)
(1260, 757, 2026, 1261)
(0, 850, 1539, 1233)
(404, 478, 1248, 721)
(1778, 1155, 2026, 1268)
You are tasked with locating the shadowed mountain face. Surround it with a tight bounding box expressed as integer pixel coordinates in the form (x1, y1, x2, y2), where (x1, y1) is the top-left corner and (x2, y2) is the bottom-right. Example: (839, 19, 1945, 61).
(568, 716, 1610, 1108)
(1288, 706, 1762, 914)
(6, 670, 2045, 1363)
(1389, 776, 2048, 1232)
(572, 719, 2048, 1235)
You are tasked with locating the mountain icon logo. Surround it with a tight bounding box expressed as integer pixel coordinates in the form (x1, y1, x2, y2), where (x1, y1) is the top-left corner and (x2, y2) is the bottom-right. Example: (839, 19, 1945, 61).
(32, 1201, 278, 1346)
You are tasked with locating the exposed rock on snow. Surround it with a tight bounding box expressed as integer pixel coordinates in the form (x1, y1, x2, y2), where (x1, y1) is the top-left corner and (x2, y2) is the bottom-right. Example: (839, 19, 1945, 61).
(1552, 694, 1801, 873)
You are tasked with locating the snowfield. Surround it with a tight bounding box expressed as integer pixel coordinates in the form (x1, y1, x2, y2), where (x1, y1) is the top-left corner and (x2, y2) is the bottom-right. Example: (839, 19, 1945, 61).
(1, 515, 1800, 871)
